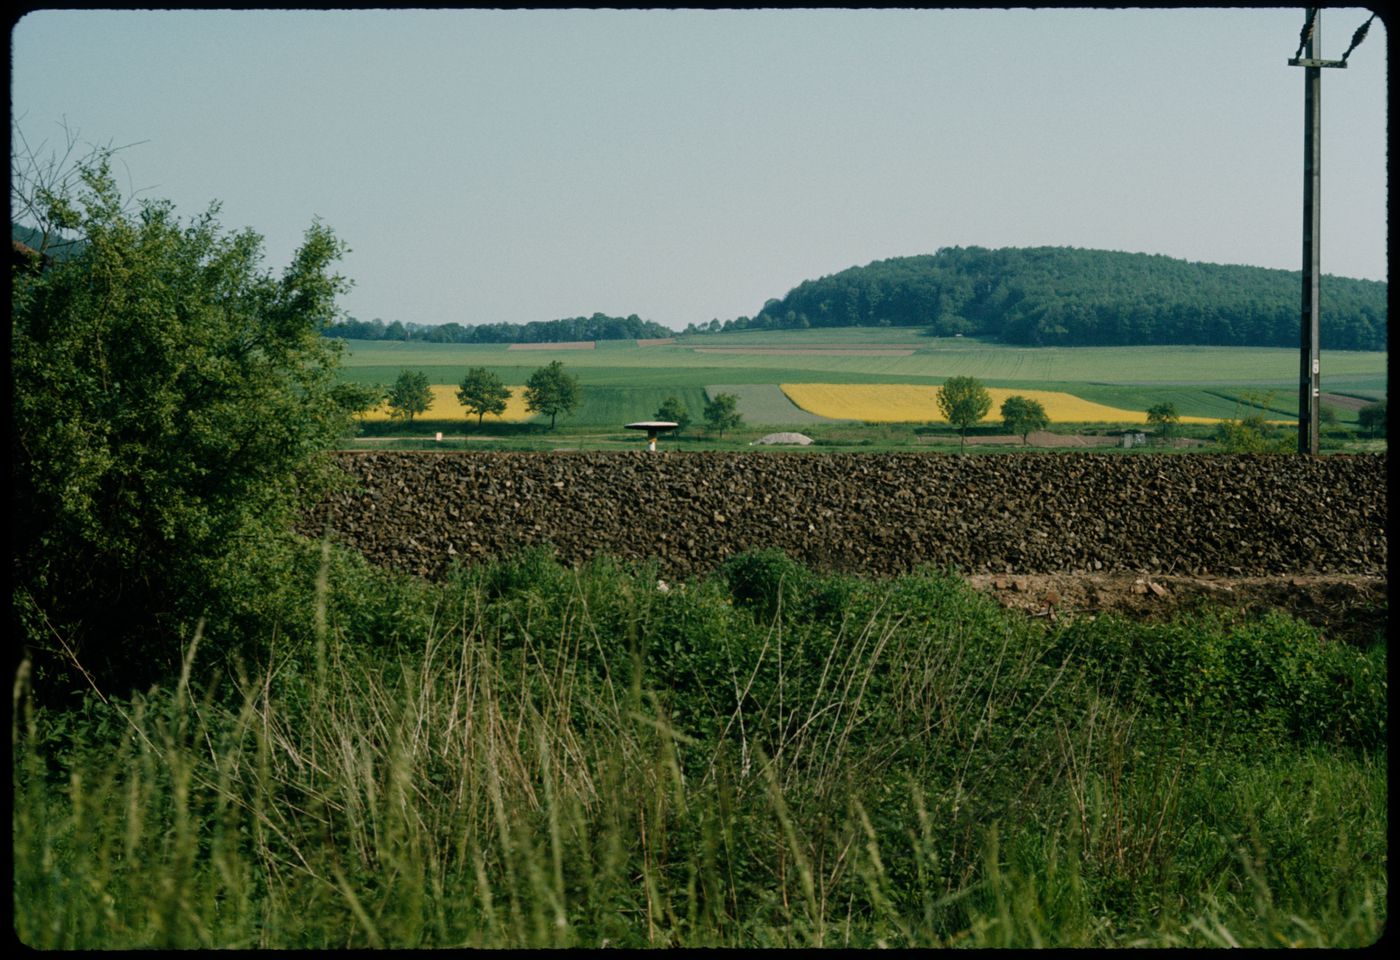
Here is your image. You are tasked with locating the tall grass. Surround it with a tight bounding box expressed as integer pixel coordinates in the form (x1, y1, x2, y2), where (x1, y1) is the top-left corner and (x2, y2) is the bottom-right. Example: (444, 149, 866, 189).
(12, 546, 1387, 947)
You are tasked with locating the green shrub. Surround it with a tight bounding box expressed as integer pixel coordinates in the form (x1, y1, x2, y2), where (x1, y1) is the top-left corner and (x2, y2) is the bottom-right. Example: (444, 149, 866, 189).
(1048, 607, 1386, 752)
(12, 152, 361, 698)
(719, 548, 814, 622)
(472, 543, 569, 601)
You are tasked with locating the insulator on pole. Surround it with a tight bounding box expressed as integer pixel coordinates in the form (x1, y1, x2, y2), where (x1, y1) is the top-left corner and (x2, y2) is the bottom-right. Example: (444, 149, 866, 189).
(1341, 14, 1374, 63)
(1294, 7, 1318, 60)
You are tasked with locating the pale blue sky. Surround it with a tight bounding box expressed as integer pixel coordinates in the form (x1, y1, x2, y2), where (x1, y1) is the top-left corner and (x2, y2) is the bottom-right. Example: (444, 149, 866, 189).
(10, 7, 1388, 331)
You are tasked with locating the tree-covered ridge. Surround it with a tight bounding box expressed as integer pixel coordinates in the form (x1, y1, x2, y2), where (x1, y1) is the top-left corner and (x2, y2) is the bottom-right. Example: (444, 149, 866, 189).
(691, 246, 1386, 350)
(12, 221, 86, 261)
(327, 311, 673, 344)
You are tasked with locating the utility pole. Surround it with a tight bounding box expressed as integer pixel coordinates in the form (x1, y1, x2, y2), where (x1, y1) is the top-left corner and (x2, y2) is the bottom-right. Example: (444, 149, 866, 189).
(1287, 8, 1372, 455)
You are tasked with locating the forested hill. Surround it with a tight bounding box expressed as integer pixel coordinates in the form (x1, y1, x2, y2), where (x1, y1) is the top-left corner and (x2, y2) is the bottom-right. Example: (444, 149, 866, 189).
(695, 246, 1386, 350)
(326, 312, 673, 344)
(12, 222, 85, 262)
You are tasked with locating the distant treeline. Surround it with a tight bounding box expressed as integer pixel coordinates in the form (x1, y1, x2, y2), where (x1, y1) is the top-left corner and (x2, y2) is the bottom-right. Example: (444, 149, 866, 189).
(31, 214, 1377, 351)
(683, 246, 1387, 351)
(326, 312, 674, 344)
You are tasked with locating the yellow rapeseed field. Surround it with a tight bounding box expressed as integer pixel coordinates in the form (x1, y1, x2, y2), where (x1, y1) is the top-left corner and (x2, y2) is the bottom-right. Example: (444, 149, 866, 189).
(358, 385, 535, 423)
(780, 383, 1223, 424)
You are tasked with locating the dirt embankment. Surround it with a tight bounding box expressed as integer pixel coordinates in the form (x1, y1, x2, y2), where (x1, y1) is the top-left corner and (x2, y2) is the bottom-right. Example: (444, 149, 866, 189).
(964, 571, 1385, 644)
(304, 451, 1386, 636)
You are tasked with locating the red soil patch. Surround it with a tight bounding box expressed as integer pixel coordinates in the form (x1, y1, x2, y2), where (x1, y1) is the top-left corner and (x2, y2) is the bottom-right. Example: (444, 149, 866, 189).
(507, 341, 595, 350)
(1320, 393, 1377, 412)
(691, 347, 916, 356)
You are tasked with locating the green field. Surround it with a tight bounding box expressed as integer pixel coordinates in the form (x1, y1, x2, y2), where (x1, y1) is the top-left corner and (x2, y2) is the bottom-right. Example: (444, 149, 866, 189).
(704, 383, 849, 425)
(336, 331, 1386, 446)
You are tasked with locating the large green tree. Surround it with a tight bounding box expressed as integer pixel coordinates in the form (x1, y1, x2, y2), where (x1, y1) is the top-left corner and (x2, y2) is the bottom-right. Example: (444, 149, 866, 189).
(654, 395, 691, 434)
(12, 151, 365, 693)
(524, 360, 581, 429)
(937, 376, 992, 450)
(457, 367, 511, 426)
(703, 392, 743, 440)
(1146, 402, 1181, 442)
(1000, 395, 1049, 445)
(387, 369, 433, 422)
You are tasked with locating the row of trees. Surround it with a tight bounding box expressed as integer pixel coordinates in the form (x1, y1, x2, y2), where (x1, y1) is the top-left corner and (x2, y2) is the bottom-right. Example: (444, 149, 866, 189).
(942, 380, 1385, 451)
(382, 364, 746, 438)
(683, 246, 1387, 350)
(933, 376, 1050, 450)
(936, 378, 1188, 450)
(386, 368, 1389, 448)
(326, 312, 673, 345)
(384, 360, 582, 430)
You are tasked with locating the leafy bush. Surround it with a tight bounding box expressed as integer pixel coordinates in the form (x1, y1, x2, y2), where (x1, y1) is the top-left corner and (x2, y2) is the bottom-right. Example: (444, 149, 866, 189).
(718, 548, 813, 622)
(1050, 609, 1386, 751)
(1214, 419, 1293, 453)
(1213, 390, 1291, 453)
(472, 543, 569, 602)
(12, 152, 361, 696)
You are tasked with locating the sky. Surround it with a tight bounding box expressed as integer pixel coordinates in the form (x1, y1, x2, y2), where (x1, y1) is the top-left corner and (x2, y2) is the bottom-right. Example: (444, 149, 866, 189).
(9, 7, 1389, 332)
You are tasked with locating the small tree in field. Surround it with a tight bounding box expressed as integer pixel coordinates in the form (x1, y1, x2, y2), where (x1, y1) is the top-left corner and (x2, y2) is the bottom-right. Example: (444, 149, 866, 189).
(703, 392, 743, 440)
(1000, 395, 1049, 445)
(937, 376, 991, 450)
(1146, 402, 1180, 443)
(1357, 399, 1386, 438)
(655, 395, 691, 434)
(524, 360, 581, 429)
(387, 369, 432, 422)
(457, 367, 511, 426)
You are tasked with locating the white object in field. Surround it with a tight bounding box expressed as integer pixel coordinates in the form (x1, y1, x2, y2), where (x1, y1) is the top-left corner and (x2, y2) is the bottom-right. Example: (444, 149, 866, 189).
(751, 432, 814, 446)
(625, 421, 680, 451)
